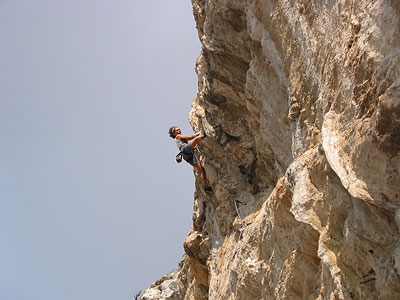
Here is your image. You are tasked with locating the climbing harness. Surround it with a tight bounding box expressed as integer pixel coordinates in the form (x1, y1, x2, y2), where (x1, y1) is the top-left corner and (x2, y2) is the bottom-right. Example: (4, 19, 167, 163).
(174, 140, 201, 164)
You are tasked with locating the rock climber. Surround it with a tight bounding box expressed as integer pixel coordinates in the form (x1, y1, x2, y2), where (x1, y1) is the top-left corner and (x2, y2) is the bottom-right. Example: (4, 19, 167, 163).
(168, 126, 212, 193)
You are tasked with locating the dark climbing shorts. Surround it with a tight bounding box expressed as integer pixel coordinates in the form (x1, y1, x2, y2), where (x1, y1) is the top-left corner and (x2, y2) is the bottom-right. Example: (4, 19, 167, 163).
(181, 143, 198, 166)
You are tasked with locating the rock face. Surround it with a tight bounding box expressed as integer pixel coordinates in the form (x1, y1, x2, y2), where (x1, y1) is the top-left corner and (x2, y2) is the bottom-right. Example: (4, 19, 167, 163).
(140, 0, 400, 299)
(139, 267, 181, 300)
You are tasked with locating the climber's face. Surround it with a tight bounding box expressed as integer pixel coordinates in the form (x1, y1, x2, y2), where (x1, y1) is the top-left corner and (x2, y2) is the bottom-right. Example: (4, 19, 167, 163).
(174, 127, 181, 136)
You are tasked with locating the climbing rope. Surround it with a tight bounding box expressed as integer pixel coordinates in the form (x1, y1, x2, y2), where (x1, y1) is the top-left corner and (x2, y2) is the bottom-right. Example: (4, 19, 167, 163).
(196, 145, 248, 254)
(196, 145, 248, 299)
(227, 193, 247, 300)
(230, 195, 247, 262)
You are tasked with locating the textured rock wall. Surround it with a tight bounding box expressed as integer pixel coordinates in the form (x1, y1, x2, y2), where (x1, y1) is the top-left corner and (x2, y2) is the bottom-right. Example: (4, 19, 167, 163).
(139, 0, 400, 299)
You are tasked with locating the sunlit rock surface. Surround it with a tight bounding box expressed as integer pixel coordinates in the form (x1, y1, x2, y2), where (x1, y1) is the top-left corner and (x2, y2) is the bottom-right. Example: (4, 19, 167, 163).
(139, 0, 400, 299)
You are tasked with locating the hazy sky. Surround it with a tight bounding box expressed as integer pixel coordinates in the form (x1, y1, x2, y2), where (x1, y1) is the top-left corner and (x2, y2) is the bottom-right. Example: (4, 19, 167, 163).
(0, 1, 201, 299)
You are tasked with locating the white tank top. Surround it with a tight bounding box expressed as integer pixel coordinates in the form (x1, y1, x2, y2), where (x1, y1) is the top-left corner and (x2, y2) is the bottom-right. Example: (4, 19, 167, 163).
(175, 138, 187, 150)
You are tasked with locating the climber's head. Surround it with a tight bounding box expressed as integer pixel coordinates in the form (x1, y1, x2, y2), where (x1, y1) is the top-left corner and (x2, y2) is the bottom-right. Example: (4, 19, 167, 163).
(169, 126, 180, 138)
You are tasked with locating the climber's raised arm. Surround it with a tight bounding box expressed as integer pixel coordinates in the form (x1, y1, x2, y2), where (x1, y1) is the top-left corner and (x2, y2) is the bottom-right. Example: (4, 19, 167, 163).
(175, 132, 201, 141)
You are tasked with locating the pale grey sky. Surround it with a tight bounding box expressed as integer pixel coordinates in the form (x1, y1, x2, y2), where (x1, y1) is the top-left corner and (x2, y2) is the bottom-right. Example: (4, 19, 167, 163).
(0, 1, 201, 299)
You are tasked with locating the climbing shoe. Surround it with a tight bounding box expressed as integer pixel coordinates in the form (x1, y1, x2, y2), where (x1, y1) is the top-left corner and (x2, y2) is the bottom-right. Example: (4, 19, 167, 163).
(205, 186, 212, 193)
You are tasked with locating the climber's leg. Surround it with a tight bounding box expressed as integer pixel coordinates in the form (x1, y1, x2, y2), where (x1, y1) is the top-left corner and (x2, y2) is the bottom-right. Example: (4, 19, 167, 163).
(189, 135, 204, 150)
(193, 162, 207, 187)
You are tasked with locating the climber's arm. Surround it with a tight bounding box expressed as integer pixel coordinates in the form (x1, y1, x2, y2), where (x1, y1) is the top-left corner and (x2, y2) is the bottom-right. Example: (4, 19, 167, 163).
(176, 132, 201, 141)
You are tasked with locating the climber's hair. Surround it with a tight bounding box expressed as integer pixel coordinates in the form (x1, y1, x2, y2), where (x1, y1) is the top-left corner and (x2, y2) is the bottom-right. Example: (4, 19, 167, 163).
(169, 126, 177, 138)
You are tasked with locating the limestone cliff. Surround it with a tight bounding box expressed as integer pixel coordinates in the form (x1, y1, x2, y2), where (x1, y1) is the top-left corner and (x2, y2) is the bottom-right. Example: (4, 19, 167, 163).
(139, 0, 400, 299)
